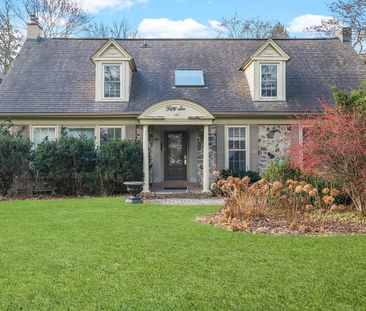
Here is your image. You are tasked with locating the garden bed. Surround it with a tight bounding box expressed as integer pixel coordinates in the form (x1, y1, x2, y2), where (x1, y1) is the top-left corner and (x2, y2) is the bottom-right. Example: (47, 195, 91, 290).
(197, 211, 366, 235)
(203, 176, 366, 236)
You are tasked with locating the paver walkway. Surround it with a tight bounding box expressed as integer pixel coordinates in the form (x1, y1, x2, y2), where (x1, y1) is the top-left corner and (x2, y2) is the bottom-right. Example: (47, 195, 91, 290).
(146, 198, 224, 205)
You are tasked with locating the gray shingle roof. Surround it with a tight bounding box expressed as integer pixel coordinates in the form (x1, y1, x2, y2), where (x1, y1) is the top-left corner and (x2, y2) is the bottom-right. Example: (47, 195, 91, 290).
(0, 37, 365, 115)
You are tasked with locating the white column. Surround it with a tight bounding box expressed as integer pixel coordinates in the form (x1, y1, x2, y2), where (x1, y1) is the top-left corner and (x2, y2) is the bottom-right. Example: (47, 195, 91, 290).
(202, 125, 210, 192)
(143, 125, 150, 193)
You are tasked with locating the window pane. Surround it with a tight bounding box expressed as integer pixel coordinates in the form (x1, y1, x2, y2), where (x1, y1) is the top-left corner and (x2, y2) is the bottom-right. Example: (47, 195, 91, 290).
(229, 151, 246, 171)
(33, 127, 56, 147)
(175, 70, 204, 86)
(100, 127, 122, 145)
(228, 127, 246, 171)
(66, 128, 94, 140)
(104, 65, 121, 98)
(261, 64, 278, 97)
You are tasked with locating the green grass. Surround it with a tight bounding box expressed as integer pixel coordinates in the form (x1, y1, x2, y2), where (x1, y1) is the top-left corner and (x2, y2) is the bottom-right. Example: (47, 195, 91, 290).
(0, 198, 365, 311)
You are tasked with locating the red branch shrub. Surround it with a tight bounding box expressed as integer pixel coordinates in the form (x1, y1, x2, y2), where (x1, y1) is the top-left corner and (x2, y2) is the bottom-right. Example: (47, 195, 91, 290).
(289, 103, 366, 215)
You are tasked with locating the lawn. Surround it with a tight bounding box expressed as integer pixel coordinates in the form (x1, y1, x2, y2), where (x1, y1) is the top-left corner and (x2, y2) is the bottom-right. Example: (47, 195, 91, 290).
(0, 198, 365, 310)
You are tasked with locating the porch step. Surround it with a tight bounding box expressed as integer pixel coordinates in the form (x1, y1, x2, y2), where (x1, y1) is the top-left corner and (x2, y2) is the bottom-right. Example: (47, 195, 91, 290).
(142, 191, 213, 200)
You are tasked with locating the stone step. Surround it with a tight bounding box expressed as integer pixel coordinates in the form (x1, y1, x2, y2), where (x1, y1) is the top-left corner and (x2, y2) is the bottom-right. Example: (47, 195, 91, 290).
(142, 191, 213, 200)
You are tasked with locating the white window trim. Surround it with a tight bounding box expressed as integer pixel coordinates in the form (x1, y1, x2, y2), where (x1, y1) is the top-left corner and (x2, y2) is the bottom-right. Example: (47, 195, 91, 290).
(96, 125, 126, 147)
(224, 125, 250, 171)
(259, 63, 279, 100)
(30, 125, 59, 146)
(102, 63, 123, 100)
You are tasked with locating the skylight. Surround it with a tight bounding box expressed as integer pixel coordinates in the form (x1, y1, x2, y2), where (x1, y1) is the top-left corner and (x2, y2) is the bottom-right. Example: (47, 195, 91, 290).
(175, 70, 204, 87)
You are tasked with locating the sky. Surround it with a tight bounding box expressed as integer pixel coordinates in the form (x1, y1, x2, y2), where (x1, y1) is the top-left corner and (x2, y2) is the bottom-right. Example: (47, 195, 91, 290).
(79, 0, 334, 38)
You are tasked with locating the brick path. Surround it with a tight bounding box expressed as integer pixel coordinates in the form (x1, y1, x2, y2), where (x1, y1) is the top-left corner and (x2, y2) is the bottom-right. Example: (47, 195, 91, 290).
(145, 198, 224, 205)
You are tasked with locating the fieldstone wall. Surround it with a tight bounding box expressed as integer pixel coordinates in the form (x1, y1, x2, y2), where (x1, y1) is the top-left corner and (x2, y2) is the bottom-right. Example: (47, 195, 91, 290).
(258, 125, 291, 173)
(196, 125, 217, 184)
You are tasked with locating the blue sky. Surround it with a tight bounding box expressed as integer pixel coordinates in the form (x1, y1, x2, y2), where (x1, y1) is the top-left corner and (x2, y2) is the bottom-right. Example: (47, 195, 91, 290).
(81, 0, 334, 38)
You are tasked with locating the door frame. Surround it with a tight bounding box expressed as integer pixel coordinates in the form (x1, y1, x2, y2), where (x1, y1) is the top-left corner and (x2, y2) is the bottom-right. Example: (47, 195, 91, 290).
(164, 130, 188, 181)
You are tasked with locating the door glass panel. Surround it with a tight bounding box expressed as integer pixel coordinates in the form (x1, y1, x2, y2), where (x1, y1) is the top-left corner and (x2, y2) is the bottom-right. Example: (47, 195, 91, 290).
(167, 134, 183, 166)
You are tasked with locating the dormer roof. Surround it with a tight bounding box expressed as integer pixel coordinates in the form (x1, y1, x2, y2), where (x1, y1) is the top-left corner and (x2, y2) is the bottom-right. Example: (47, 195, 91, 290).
(240, 39, 291, 70)
(91, 38, 136, 71)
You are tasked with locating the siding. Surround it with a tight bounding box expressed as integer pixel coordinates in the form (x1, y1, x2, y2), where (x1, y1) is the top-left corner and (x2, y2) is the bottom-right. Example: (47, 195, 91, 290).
(20, 125, 30, 140)
(125, 125, 136, 140)
(249, 124, 259, 172)
(216, 124, 225, 170)
(244, 62, 255, 99)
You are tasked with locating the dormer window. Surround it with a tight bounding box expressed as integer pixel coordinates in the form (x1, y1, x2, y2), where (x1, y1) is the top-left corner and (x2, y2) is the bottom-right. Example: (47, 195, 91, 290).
(260, 64, 278, 98)
(175, 70, 204, 87)
(241, 39, 290, 102)
(91, 39, 136, 102)
(103, 64, 122, 98)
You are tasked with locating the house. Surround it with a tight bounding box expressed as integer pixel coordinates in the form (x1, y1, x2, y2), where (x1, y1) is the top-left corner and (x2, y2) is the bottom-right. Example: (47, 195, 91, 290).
(0, 18, 366, 194)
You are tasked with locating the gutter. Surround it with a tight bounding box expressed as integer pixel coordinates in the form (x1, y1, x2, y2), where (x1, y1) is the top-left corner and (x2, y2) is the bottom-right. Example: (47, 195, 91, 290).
(0, 111, 322, 119)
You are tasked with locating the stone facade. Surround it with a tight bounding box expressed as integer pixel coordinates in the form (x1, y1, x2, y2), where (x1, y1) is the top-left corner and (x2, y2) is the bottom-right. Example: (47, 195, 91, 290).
(196, 125, 217, 184)
(258, 125, 292, 173)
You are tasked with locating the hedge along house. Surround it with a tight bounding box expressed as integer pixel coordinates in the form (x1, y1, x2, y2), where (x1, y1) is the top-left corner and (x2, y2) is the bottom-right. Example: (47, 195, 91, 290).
(1, 18, 366, 194)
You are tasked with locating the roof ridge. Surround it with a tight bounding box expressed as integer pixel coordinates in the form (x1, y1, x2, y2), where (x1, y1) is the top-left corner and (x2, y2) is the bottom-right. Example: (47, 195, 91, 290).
(48, 37, 340, 41)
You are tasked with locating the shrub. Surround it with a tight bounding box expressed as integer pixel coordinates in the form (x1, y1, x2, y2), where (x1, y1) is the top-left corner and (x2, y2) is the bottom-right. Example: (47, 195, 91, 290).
(262, 160, 350, 206)
(0, 121, 32, 195)
(33, 135, 97, 195)
(220, 169, 261, 183)
(97, 140, 143, 195)
(289, 103, 366, 215)
(210, 176, 343, 231)
(261, 159, 301, 183)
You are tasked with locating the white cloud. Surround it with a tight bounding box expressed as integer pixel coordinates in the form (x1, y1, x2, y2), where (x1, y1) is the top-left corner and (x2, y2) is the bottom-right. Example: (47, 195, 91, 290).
(137, 18, 221, 38)
(287, 14, 334, 33)
(80, 0, 148, 13)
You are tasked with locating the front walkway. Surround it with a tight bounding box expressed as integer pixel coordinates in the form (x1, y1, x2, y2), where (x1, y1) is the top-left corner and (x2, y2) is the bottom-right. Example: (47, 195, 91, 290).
(146, 197, 224, 205)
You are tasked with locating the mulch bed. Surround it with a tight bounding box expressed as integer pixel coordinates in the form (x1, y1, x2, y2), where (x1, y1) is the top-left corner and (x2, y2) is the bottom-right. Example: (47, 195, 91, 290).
(197, 212, 366, 236)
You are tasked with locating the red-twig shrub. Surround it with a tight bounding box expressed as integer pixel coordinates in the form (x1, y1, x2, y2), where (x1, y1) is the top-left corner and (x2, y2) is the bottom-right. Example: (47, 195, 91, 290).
(289, 104, 366, 215)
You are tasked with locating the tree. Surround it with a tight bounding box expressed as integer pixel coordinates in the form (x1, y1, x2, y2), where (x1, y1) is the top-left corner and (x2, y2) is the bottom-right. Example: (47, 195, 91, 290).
(0, 0, 23, 75)
(14, 0, 91, 38)
(85, 18, 138, 38)
(217, 12, 289, 39)
(289, 98, 366, 215)
(332, 81, 366, 114)
(306, 0, 366, 53)
(0, 120, 32, 196)
(271, 22, 290, 39)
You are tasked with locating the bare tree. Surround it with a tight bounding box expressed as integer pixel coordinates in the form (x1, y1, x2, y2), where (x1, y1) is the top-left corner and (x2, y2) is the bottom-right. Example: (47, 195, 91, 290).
(271, 22, 290, 39)
(0, 0, 23, 75)
(85, 18, 138, 38)
(14, 0, 91, 38)
(306, 0, 366, 53)
(217, 12, 289, 39)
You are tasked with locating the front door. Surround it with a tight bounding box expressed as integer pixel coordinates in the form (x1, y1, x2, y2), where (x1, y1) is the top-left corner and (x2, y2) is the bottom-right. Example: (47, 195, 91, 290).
(164, 131, 187, 180)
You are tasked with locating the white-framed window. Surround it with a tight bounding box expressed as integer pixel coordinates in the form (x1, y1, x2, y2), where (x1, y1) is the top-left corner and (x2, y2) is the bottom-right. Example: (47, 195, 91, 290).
(65, 128, 95, 140)
(103, 64, 122, 99)
(260, 64, 278, 98)
(32, 126, 57, 148)
(226, 126, 248, 171)
(99, 126, 123, 145)
(175, 69, 204, 86)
